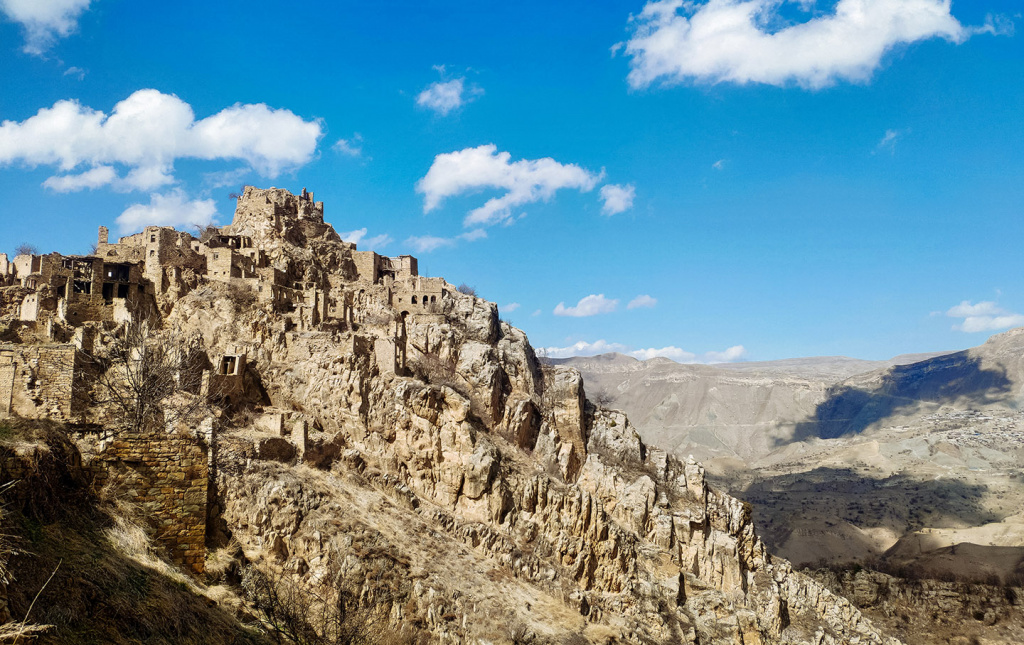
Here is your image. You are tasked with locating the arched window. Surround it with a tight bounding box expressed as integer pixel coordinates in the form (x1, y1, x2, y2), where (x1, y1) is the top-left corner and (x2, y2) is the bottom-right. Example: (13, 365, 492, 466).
(411, 295, 418, 304)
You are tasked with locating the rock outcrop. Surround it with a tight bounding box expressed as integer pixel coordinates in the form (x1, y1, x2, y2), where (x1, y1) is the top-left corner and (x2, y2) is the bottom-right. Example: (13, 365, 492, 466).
(1, 186, 905, 644)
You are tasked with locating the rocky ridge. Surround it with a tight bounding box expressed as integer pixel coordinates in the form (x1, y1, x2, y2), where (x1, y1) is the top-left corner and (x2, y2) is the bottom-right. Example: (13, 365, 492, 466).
(1, 186, 903, 644)
(172, 188, 900, 643)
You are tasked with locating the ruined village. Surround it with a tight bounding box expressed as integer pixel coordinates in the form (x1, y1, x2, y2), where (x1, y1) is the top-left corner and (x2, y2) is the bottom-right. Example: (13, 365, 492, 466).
(0, 186, 917, 644)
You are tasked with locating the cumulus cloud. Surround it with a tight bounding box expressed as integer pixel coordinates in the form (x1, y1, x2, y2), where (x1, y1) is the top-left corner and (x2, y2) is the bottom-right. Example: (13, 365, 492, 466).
(416, 77, 483, 116)
(599, 183, 636, 215)
(339, 227, 392, 251)
(946, 300, 1024, 333)
(42, 165, 115, 191)
(417, 144, 603, 227)
(623, 0, 994, 89)
(0, 0, 91, 54)
(553, 294, 619, 317)
(627, 294, 657, 310)
(0, 89, 322, 192)
(116, 189, 217, 233)
(541, 340, 747, 363)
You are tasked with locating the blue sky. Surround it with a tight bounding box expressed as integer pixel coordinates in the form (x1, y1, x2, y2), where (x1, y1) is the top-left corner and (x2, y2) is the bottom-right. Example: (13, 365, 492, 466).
(1, 0, 1022, 362)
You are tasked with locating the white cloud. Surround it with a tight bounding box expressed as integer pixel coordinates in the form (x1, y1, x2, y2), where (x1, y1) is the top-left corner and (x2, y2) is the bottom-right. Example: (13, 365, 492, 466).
(417, 78, 476, 116)
(629, 346, 696, 361)
(116, 189, 217, 233)
(627, 294, 657, 310)
(0, 0, 91, 54)
(0, 89, 322, 192)
(712, 159, 726, 170)
(599, 183, 636, 215)
(541, 339, 630, 358)
(542, 339, 747, 363)
(417, 144, 603, 227)
(532, 309, 542, 317)
(63, 66, 85, 80)
(704, 345, 748, 363)
(946, 300, 1024, 333)
(42, 165, 115, 192)
(333, 134, 363, 157)
(624, 0, 990, 89)
(339, 227, 392, 251)
(501, 302, 521, 312)
(553, 294, 619, 317)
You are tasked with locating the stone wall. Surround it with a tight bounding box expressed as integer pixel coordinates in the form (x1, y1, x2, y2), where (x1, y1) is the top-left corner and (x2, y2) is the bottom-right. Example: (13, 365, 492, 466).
(90, 433, 208, 573)
(0, 343, 79, 420)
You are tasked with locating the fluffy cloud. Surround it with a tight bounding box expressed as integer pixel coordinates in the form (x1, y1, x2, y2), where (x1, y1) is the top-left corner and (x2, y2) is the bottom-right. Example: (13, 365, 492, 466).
(417, 144, 603, 227)
(0, 89, 322, 191)
(599, 183, 636, 215)
(627, 294, 657, 310)
(624, 0, 991, 89)
(116, 189, 217, 233)
(541, 340, 747, 363)
(946, 300, 1024, 333)
(0, 0, 91, 54)
(416, 78, 482, 116)
(553, 294, 619, 317)
(501, 302, 521, 313)
(339, 227, 392, 251)
(704, 345, 748, 363)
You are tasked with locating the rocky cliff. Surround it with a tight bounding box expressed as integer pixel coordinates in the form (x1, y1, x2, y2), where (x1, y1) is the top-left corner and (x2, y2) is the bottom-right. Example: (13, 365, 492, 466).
(159, 188, 900, 644)
(0, 186, 905, 644)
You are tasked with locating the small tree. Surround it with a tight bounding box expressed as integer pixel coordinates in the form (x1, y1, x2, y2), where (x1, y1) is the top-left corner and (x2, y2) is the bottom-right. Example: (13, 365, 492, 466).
(456, 283, 476, 296)
(13, 244, 37, 256)
(84, 319, 213, 433)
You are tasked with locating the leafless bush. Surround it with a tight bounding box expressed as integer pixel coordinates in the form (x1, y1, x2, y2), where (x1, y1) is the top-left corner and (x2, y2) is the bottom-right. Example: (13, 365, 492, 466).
(589, 388, 614, 407)
(241, 564, 409, 645)
(13, 244, 36, 257)
(456, 283, 476, 296)
(226, 281, 256, 313)
(81, 319, 215, 433)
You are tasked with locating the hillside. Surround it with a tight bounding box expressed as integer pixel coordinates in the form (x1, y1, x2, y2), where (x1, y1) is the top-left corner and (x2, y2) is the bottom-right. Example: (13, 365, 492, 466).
(0, 186, 906, 644)
(556, 336, 1024, 593)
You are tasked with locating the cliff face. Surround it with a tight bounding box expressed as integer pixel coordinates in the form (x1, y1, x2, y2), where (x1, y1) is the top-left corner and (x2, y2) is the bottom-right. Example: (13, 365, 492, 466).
(161, 188, 901, 644)
(0, 186, 905, 643)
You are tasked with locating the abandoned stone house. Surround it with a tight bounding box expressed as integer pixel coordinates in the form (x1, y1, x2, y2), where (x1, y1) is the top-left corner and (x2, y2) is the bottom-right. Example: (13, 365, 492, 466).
(0, 185, 454, 425)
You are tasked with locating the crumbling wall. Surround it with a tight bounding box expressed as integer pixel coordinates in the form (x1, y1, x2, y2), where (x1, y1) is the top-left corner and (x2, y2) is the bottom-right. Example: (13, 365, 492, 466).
(0, 343, 80, 420)
(90, 434, 208, 573)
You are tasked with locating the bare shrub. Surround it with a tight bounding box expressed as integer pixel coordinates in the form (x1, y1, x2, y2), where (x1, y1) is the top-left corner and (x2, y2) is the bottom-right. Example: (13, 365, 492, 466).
(82, 319, 215, 433)
(456, 284, 476, 296)
(13, 244, 36, 257)
(226, 281, 256, 313)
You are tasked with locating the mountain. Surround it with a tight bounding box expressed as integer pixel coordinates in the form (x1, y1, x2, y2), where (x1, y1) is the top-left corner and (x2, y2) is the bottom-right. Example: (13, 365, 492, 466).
(0, 187, 904, 645)
(555, 335, 1024, 591)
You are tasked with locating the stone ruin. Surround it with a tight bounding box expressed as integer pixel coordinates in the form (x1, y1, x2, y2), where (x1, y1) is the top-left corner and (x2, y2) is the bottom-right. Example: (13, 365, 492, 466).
(0, 185, 452, 572)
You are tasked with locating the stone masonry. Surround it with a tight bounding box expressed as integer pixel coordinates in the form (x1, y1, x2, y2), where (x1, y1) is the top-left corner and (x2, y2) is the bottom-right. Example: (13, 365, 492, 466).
(90, 434, 209, 573)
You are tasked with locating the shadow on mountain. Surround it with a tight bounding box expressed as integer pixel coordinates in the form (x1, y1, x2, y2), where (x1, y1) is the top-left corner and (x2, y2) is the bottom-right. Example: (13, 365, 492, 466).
(736, 467, 1001, 560)
(779, 351, 1013, 445)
